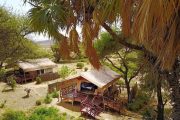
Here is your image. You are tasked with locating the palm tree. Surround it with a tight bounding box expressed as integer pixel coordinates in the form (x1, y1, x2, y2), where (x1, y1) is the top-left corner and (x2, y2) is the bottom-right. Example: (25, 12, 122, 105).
(25, 0, 180, 119)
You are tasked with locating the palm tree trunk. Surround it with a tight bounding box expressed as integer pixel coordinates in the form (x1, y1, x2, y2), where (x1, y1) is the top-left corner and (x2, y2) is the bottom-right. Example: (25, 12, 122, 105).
(166, 67, 180, 120)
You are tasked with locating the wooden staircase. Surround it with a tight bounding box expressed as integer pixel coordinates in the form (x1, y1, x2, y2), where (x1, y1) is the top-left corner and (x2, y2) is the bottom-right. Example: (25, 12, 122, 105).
(80, 95, 103, 118)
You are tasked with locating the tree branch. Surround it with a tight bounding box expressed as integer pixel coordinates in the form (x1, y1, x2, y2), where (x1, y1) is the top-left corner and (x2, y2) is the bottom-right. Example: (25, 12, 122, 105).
(129, 65, 143, 82)
(116, 52, 128, 72)
(27, 2, 40, 8)
(105, 57, 125, 74)
(102, 23, 144, 51)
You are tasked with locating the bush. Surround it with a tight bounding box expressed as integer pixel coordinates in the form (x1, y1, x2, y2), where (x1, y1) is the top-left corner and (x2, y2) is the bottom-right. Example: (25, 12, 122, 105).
(44, 94, 52, 104)
(35, 100, 42, 106)
(58, 66, 72, 79)
(36, 77, 42, 84)
(7, 76, 16, 90)
(29, 107, 66, 120)
(141, 107, 156, 119)
(51, 91, 59, 98)
(84, 67, 88, 71)
(128, 91, 150, 111)
(76, 63, 84, 69)
(2, 110, 27, 120)
(0, 68, 6, 81)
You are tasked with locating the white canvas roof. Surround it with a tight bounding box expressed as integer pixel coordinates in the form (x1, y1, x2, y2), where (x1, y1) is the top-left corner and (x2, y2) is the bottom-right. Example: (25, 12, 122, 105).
(18, 58, 57, 72)
(80, 67, 120, 88)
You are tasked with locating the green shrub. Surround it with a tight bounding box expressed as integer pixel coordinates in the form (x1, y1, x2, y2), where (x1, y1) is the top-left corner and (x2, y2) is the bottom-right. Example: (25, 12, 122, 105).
(44, 94, 52, 104)
(2, 110, 27, 120)
(58, 66, 72, 79)
(51, 91, 59, 98)
(141, 107, 156, 119)
(84, 67, 88, 71)
(35, 99, 42, 106)
(29, 107, 66, 120)
(7, 76, 16, 90)
(76, 63, 84, 69)
(128, 91, 150, 111)
(0, 68, 6, 81)
(36, 77, 42, 84)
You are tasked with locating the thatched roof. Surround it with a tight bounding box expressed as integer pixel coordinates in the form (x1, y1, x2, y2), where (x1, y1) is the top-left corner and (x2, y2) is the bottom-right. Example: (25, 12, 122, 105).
(18, 58, 57, 72)
(80, 67, 120, 88)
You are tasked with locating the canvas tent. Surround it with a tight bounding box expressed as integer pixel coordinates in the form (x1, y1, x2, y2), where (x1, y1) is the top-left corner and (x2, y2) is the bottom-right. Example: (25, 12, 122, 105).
(80, 67, 120, 88)
(55, 66, 120, 97)
(15, 58, 58, 83)
(18, 58, 57, 72)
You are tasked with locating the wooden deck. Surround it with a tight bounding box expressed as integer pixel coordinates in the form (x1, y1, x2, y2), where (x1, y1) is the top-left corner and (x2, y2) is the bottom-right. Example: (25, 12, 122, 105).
(15, 75, 34, 83)
(104, 97, 122, 112)
(58, 82, 123, 118)
(59, 85, 123, 118)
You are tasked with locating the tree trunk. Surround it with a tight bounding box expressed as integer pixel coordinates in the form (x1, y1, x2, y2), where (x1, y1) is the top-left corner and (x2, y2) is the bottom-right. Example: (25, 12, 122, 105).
(156, 76, 164, 120)
(166, 70, 180, 120)
(125, 78, 131, 103)
(0, 62, 3, 69)
(163, 60, 180, 120)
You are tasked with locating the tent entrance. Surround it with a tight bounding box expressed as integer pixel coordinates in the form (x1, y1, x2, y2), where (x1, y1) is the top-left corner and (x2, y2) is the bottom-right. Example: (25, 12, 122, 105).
(80, 82, 98, 94)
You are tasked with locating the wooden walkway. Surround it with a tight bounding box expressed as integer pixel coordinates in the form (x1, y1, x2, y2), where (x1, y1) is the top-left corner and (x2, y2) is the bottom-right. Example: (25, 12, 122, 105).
(104, 97, 122, 112)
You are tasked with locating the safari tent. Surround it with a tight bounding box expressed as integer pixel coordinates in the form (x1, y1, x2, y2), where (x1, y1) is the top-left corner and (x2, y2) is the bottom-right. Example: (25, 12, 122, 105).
(15, 58, 59, 83)
(52, 67, 121, 102)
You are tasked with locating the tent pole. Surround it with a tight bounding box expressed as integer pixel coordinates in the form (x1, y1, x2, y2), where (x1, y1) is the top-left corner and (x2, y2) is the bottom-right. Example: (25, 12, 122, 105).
(24, 71, 26, 83)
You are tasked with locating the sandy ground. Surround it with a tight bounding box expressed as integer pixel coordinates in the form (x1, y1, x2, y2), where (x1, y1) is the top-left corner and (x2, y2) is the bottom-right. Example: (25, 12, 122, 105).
(0, 63, 142, 119)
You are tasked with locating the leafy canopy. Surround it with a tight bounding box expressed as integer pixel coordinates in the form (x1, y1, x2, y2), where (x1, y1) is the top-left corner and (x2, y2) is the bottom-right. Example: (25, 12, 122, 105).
(0, 7, 51, 68)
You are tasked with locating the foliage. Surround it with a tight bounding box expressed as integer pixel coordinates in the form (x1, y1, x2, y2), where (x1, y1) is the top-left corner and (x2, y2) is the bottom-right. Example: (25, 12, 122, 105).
(51, 91, 59, 98)
(0, 7, 51, 69)
(76, 62, 84, 69)
(117, 79, 125, 86)
(128, 91, 150, 111)
(58, 65, 73, 79)
(51, 44, 61, 62)
(1, 106, 84, 120)
(141, 107, 156, 120)
(94, 31, 142, 103)
(94, 32, 121, 58)
(0, 68, 6, 81)
(84, 67, 88, 71)
(1, 110, 27, 120)
(35, 77, 42, 84)
(29, 107, 66, 120)
(44, 94, 52, 104)
(35, 99, 42, 106)
(7, 76, 16, 90)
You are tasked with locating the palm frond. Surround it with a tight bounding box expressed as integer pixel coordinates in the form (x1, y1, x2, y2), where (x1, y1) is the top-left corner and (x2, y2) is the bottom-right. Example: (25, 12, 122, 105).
(131, 0, 180, 70)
